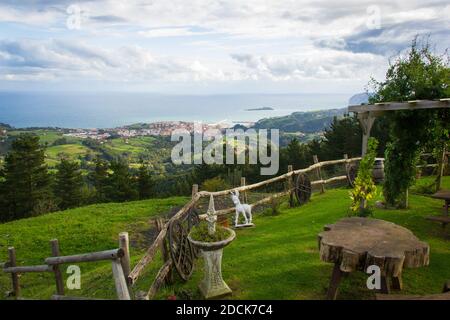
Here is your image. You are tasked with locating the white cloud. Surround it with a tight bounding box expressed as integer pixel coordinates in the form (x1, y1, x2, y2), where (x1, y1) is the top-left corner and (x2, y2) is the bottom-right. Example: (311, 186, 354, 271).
(0, 0, 448, 92)
(231, 49, 386, 81)
(0, 39, 246, 82)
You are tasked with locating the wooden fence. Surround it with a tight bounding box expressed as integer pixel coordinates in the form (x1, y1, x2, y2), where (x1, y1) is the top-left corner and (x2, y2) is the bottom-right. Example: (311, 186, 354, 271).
(3, 238, 131, 300)
(127, 155, 363, 299)
(2, 152, 445, 300)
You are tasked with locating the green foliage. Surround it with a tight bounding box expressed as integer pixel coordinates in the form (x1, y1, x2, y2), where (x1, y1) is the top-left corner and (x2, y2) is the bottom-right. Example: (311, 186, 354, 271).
(201, 176, 231, 192)
(55, 158, 84, 210)
(254, 109, 345, 133)
(0, 134, 54, 221)
(137, 162, 153, 199)
(284, 138, 310, 170)
(369, 37, 450, 207)
(262, 196, 282, 216)
(323, 115, 362, 158)
(107, 159, 138, 202)
(89, 157, 110, 203)
(349, 138, 378, 216)
(189, 221, 232, 242)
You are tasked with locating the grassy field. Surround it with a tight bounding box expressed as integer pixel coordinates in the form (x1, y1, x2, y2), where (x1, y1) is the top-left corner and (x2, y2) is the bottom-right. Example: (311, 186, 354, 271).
(0, 197, 189, 299)
(3, 130, 164, 168)
(45, 144, 94, 166)
(0, 177, 449, 300)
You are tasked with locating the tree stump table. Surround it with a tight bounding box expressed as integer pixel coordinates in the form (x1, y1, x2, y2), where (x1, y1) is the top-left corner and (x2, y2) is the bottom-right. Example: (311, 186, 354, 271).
(431, 190, 450, 216)
(318, 217, 430, 300)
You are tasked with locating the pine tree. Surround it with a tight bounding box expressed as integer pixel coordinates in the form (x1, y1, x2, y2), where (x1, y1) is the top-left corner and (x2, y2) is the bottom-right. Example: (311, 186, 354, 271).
(107, 159, 138, 202)
(285, 138, 310, 169)
(137, 162, 152, 199)
(89, 157, 109, 202)
(55, 158, 84, 210)
(1, 134, 54, 221)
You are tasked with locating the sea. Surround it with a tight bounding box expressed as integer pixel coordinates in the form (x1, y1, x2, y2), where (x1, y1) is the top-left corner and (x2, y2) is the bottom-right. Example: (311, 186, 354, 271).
(0, 91, 351, 129)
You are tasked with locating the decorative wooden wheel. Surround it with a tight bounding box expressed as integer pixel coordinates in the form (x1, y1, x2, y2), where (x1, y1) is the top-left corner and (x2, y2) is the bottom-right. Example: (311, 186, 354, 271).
(168, 208, 199, 281)
(347, 164, 357, 187)
(295, 173, 312, 205)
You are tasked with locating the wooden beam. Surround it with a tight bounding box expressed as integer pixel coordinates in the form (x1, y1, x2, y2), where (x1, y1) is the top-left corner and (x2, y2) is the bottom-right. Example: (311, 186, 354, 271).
(8, 247, 20, 298)
(313, 155, 325, 193)
(45, 249, 123, 265)
(358, 112, 376, 156)
(155, 218, 172, 284)
(3, 265, 52, 273)
(349, 99, 449, 113)
(111, 260, 131, 300)
(50, 239, 65, 296)
(145, 260, 172, 300)
(287, 165, 294, 207)
(118, 232, 131, 282)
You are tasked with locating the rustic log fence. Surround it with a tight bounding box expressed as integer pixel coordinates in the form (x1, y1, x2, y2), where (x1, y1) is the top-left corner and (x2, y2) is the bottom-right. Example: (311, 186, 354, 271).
(124, 155, 363, 299)
(2, 153, 444, 300)
(2, 238, 131, 300)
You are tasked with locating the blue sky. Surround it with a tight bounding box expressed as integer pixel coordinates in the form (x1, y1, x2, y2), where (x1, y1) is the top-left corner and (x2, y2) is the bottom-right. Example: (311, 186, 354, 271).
(0, 0, 448, 94)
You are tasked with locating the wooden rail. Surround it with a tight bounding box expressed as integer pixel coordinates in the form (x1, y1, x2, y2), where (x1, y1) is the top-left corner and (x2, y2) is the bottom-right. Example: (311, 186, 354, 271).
(3, 239, 130, 300)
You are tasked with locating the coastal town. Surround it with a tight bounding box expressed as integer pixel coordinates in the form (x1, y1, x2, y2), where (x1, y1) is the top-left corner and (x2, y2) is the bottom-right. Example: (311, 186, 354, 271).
(62, 121, 239, 140)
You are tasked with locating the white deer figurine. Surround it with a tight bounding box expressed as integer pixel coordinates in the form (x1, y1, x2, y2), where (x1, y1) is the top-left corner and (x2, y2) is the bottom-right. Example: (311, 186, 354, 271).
(230, 190, 252, 227)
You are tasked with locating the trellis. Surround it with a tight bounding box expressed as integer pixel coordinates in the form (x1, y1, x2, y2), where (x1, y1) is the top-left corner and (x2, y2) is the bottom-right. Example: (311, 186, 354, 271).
(348, 99, 449, 155)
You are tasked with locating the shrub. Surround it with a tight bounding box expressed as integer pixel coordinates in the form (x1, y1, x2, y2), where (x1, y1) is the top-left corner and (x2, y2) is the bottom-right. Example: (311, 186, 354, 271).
(349, 138, 378, 216)
(189, 221, 232, 242)
(201, 177, 231, 192)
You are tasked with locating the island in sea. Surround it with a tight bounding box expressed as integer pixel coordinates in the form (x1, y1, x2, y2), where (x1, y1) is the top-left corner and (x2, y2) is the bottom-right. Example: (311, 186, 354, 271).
(245, 107, 275, 111)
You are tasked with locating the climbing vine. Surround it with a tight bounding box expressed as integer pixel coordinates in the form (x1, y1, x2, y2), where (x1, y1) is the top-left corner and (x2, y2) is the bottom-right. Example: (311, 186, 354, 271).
(368, 37, 450, 207)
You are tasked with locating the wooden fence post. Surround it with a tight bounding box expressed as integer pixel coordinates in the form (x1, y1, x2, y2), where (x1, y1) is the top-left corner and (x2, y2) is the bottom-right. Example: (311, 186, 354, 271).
(240, 177, 248, 203)
(155, 218, 172, 284)
(313, 155, 325, 193)
(343, 154, 349, 173)
(287, 165, 294, 207)
(191, 184, 198, 199)
(50, 239, 65, 296)
(111, 259, 131, 300)
(118, 232, 131, 284)
(436, 144, 447, 191)
(8, 247, 20, 298)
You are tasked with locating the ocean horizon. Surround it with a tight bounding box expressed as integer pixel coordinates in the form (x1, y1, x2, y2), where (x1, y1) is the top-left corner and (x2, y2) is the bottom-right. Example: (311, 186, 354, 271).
(0, 91, 352, 129)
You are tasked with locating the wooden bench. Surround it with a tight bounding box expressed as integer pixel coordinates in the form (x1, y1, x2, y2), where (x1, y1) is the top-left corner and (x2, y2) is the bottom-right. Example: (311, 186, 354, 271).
(431, 190, 450, 216)
(426, 215, 450, 230)
(376, 281, 450, 300)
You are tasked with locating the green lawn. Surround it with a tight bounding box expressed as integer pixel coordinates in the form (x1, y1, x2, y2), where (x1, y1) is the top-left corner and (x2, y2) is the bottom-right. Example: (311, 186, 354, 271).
(162, 176, 450, 300)
(0, 177, 449, 300)
(0, 197, 188, 299)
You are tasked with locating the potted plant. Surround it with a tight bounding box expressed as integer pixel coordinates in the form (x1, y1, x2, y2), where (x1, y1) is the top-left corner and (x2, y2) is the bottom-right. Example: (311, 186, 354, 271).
(188, 195, 236, 299)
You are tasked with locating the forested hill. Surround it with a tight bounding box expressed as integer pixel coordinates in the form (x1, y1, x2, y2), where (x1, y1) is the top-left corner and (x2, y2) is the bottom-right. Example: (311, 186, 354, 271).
(252, 108, 346, 133)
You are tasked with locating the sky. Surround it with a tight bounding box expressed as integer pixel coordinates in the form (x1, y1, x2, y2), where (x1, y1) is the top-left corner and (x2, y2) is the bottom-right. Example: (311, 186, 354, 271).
(0, 0, 448, 94)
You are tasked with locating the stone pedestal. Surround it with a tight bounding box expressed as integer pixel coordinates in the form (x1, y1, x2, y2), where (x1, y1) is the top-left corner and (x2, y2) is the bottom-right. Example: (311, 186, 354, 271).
(188, 227, 236, 300)
(199, 248, 231, 299)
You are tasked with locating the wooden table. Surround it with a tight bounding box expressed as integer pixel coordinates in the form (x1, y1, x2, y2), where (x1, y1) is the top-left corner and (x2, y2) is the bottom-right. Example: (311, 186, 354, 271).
(318, 217, 429, 300)
(431, 190, 450, 216)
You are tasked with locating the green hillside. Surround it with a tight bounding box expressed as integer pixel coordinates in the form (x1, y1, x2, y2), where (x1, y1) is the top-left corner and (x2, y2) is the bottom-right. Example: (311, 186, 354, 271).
(0, 177, 449, 300)
(2, 129, 172, 173)
(0, 197, 189, 299)
(253, 108, 346, 133)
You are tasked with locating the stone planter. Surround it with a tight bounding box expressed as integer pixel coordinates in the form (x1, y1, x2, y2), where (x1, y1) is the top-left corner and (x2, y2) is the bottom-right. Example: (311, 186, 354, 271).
(188, 228, 236, 299)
